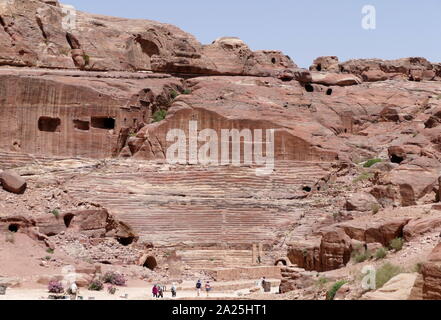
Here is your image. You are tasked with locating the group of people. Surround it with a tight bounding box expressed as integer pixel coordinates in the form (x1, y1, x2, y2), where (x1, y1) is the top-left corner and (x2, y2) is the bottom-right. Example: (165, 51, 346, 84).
(152, 283, 178, 298)
(152, 284, 164, 298)
(151, 280, 212, 299)
(196, 279, 211, 297)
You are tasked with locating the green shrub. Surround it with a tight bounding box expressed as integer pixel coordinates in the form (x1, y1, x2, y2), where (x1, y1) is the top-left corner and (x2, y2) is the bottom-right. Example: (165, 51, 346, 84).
(182, 89, 191, 95)
(363, 158, 382, 168)
(389, 238, 404, 251)
(88, 279, 104, 291)
(316, 277, 329, 288)
(152, 110, 167, 123)
(353, 172, 373, 184)
(353, 250, 372, 263)
(170, 90, 179, 99)
(413, 263, 423, 274)
(326, 280, 347, 300)
(374, 247, 387, 260)
(371, 204, 380, 215)
(351, 244, 372, 263)
(83, 54, 90, 65)
(51, 209, 60, 219)
(46, 248, 54, 254)
(376, 263, 402, 289)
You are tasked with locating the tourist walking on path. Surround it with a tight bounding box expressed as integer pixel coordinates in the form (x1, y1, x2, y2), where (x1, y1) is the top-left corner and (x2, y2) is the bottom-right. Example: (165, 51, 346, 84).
(259, 277, 265, 293)
(171, 283, 177, 298)
(205, 281, 212, 297)
(196, 280, 202, 297)
(69, 282, 78, 300)
(152, 285, 158, 298)
(158, 285, 164, 298)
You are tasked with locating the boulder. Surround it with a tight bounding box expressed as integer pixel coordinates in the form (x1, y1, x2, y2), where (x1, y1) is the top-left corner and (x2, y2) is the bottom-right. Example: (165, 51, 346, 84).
(365, 219, 410, 246)
(309, 56, 339, 72)
(337, 218, 410, 246)
(403, 216, 441, 240)
(345, 192, 379, 212)
(0, 170, 27, 194)
(0, 277, 21, 288)
(422, 243, 441, 299)
(334, 283, 351, 300)
(310, 72, 362, 86)
(361, 70, 389, 82)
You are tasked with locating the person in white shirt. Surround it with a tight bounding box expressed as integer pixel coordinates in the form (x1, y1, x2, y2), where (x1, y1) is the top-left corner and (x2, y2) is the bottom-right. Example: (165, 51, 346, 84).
(69, 282, 78, 300)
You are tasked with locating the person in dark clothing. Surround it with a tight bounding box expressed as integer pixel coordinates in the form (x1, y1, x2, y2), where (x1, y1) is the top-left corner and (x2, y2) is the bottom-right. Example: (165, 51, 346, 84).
(152, 285, 158, 298)
(158, 286, 164, 298)
(196, 280, 202, 297)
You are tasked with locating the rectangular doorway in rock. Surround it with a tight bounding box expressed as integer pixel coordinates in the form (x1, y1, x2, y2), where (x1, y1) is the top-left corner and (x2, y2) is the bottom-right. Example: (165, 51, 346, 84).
(73, 119, 90, 131)
(91, 117, 115, 130)
(38, 117, 61, 132)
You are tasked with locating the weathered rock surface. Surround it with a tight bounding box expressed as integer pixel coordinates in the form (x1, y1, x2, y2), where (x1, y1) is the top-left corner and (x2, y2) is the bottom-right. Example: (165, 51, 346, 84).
(287, 229, 351, 272)
(1, 0, 441, 300)
(422, 244, 441, 299)
(0, 170, 26, 194)
(362, 273, 419, 300)
(0, 0, 294, 76)
(345, 192, 379, 212)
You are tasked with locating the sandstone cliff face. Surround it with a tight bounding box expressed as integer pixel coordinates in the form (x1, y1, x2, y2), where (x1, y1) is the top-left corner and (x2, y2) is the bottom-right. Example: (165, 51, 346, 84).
(0, 69, 181, 158)
(0, 0, 294, 75)
(2, 0, 441, 293)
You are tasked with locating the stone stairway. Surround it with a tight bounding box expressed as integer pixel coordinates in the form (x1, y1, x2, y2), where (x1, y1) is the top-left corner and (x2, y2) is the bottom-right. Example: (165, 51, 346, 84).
(0, 151, 72, 170)
(64, 160, 335, 268)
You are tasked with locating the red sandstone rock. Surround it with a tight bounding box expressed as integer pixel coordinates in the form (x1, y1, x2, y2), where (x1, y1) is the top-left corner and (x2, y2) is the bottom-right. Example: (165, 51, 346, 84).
(362, 70, 389, 82)
(310, 56, 339, 72)
(345, 192, 379, 212)
(403, 217, 441, 240)
(319, 228, 352, 271)
(287, 229, 352, 272)
(422, 244, 441, 300)
(337, 218, 410, 246)
(310, 72, 362, 86)
(0, 170, 27, 194)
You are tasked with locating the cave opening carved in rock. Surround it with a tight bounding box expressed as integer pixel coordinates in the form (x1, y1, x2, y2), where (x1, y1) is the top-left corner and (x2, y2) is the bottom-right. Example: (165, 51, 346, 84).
(8, 224, 19, 233)
(305, 84, 314, 93)
(275, 259, 287, 266)
(143, 256, 158, 270)
(73, 119, 90, 131)
(391, 154, 404, 164)
(63, 214, 74, 228)
(134, 38, 160, 70)
(38, 117, 61, 132)
(91, 117, 115, 130)
(117, 236, 135, 246)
